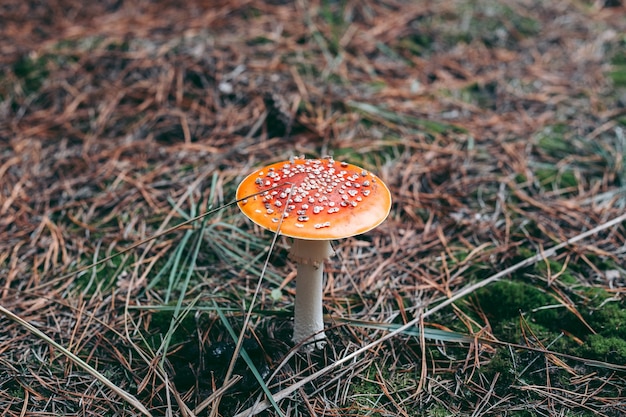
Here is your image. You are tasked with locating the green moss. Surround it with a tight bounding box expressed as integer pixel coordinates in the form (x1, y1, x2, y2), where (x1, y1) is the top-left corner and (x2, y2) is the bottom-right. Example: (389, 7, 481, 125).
(349, 364, 424, 416)
(467, 277, 626, 370)
(479, 347, 517, 387)
(348, 368, 385, 416)
(472, 280, 554, 321)
(534, 258, 578, 285)
(580, 291, 626, 339)
(580, 335, 626, 363)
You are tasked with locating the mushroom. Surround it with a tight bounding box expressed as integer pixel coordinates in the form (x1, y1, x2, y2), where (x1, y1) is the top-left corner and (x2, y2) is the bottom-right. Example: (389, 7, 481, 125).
(236, 156, 391, 348)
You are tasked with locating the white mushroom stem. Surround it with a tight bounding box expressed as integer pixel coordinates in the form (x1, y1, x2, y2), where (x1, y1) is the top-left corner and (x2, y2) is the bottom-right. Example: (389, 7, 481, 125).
(289, 239, 335, 349)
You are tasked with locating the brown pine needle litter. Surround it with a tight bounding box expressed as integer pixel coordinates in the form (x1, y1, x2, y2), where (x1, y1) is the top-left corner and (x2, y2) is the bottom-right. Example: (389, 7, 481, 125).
(1, 0, 626, 416)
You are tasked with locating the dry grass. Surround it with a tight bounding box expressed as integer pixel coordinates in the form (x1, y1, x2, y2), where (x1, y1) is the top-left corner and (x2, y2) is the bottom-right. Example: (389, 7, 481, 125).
(1, 0, 626, 416)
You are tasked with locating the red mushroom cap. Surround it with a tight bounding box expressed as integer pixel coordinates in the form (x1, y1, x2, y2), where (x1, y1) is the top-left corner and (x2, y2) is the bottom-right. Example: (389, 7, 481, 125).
(237, 157, 391, 240)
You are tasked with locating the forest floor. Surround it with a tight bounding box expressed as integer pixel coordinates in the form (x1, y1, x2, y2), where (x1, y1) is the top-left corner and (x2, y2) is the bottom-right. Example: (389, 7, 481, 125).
(1, 0, 626, 416)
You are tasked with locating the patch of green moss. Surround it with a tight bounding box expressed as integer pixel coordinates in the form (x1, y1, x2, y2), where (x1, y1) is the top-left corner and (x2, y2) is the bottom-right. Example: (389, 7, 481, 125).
(577, 288, 626, 364)
(467, 280, 610, 349)
(349, 364, 425, 417)
(580, 335, 626, 364)
(467, 277, 626, 369)
(579, 290, 626, 342)
(534, 258, 578, 285)
(478, 347, 518, 388)
(472, 280, 555, 321)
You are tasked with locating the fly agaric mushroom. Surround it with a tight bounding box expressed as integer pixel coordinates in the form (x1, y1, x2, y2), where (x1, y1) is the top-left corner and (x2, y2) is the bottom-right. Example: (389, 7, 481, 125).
(236, 156, 391, 348)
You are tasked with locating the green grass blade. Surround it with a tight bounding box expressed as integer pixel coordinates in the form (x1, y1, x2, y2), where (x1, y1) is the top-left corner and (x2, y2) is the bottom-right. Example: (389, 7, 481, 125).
(163, 229, 194, 304)
(157, 215, 208, 369)
(335, 317, 475, 343)
(214, 302, 285, 417)
(347, 100, 465, 134)
(129, 304, 292, 317)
